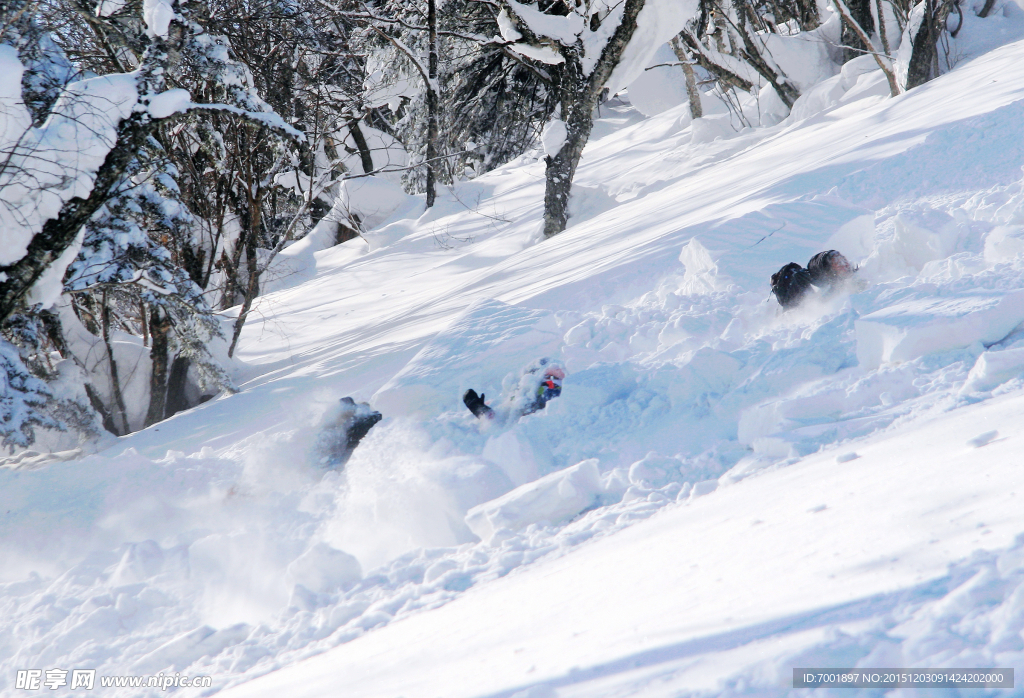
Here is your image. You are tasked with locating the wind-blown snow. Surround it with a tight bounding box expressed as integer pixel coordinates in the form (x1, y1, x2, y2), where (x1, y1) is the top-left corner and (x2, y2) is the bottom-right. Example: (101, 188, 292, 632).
(5, 23, 1024, 698)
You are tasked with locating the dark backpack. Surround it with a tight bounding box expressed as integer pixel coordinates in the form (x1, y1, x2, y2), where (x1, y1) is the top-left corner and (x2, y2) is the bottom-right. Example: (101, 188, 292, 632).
(771, 263, 813, 309)
(807, 250, 854, 288)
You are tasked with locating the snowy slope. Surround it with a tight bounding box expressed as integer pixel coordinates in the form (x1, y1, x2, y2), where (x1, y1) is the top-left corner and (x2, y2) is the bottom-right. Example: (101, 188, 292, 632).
(225, 388, 1024, 698)
(4, 20, 1024, 698)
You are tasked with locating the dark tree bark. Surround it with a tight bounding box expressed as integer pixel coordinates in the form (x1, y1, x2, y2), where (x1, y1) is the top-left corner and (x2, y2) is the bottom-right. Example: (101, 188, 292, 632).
(841, 0, 874, 62)
(670, 36, 704, 119)
(348, 119, 376, 174)
(101, 291, 130, 435)
(793, 0, 821, 30)
(40, 309, 117, 434)
(145, 306, 171, 427)
(535, 0, 648, 237)
(165, 356, 192, 417)
(425, 0, 439, 208)
(227, 208, 262, 358)
(904, 0, 954, 89)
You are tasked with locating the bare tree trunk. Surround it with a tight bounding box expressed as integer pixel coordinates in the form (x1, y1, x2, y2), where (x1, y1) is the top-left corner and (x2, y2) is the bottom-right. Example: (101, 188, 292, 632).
(681, 30, 756, 93)
(541, 0, 648, 237)
(347, 119, 375, 174)
(875, 0, 894, 56)
(227, 199, 262, 358)
(904, 0, 954, 89)
(145, 306, 171, 427)
(139, 299, 149, 346)
(729, 0, 801, 108)
(165, 356, 191, 417)
(543, 57, 596, 237)
(425, 0, 439, 208)
(841, 0, 874, 62)
(834, 0, 901, 96)
(670, 36, 703, 119)
(40, 309, 117, 434)
(101, 291, 130, 435)
(794, 0, 821, 29)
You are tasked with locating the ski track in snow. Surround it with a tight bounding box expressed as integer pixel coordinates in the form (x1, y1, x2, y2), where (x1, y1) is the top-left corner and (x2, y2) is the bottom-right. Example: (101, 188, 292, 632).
(5, 30, 1024, 698)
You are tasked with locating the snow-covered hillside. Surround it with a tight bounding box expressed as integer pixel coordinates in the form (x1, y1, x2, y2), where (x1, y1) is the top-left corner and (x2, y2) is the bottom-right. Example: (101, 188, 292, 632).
(5, 18, 1024, 698)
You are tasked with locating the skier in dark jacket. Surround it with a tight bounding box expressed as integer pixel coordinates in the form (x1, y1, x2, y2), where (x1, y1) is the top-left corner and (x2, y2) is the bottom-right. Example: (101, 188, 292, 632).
(771, 250, 856, 309)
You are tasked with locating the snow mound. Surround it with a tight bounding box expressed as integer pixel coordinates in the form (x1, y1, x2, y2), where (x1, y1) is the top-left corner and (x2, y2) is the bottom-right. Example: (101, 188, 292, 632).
(962, 346, 1024, 393)
(465, 459, 605, 544)
(856, 290, 1024, 369)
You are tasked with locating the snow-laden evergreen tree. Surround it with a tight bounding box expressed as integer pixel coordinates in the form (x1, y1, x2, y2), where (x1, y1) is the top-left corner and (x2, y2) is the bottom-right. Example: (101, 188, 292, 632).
(0, 321, 60, 451)
(63, 144, 235, 433)
(0, 0, 298, 447)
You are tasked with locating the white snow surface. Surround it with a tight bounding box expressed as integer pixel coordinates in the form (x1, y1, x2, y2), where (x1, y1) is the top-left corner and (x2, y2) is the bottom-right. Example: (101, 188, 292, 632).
(143, 0, 175, 37)
(6, 29, 1024, 698)
(541, 118, 568, 157)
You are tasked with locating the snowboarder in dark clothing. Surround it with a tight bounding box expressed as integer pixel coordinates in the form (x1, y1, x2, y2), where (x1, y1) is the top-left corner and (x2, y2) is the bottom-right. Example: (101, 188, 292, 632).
(771, 262, 814, 309)
(315, 397, 382, 467)
(806, 250, 855, 292)
(771, 250, 856, 309)
(340, 397, 382, 450)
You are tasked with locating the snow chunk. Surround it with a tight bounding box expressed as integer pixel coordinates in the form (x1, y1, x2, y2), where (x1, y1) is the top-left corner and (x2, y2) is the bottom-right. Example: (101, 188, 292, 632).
(143, 0, 175, 37)
(465, 459, 603, 544)
(966, 430, 999, 448)
(962, 347, 1024, 393)
(96, 0, 127, 15)
(25, 227, 84, 310)
(984, 225, 1024, 264)
(856, 290, 1024, 369)
(678, 237, 725, 294)
(95, 0, 126, 14)
(131, 624, 251, 674)
(147, 88, 191, 119)
(507, 42, 564, 65)
(372, 299, 562, 418)
(286, 542, 362, 594)
(824, 211, 876, 263)
(540, 119, 567, 157)
(505, 0, 584, 43)
(496, 8, 523, 41)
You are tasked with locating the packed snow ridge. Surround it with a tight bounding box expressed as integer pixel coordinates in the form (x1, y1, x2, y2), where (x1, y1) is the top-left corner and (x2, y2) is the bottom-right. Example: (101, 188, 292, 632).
(6, 17, 1024, 698)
